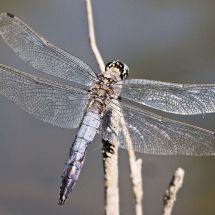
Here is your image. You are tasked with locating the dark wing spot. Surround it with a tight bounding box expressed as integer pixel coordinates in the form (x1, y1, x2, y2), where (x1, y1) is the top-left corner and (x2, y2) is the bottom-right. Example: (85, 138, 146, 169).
(7, 13, 14, 18)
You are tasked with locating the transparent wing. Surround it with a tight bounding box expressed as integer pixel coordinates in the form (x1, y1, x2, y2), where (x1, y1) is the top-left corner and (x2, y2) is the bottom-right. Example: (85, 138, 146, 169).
(101, 100, 215, 155)
(0, 64, 89, 129)
(0, 13, 97, 86)
(117, 79, 215, 115)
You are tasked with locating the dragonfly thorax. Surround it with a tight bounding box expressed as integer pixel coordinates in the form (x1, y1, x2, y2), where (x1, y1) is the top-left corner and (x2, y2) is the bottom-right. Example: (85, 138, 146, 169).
(88, 73, 121, 116)
(90, 81, 117, 101)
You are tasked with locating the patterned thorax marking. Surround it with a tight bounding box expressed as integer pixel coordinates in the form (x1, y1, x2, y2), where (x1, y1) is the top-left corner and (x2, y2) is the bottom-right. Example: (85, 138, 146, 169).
(88, 69, 123, 116)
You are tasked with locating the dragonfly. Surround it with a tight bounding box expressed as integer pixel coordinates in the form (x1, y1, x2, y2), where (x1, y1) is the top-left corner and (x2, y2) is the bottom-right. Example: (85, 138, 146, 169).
(0, 13, 215, 205)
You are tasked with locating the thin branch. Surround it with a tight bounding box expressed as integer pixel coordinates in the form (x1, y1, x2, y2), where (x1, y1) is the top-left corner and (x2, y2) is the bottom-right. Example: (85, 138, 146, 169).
(85, 0, 104, 71)
(118, 114, 143, 215)
(85, 1, 119, 214)
(162, 168, 185, 215)
(127, 150, 143, 215)
(85, 1, 143, 215)
(102, 140, 119, 215)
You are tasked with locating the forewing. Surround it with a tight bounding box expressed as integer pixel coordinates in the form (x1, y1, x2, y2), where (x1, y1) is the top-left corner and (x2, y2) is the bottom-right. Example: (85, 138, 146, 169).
(0, 13, 97, 86)
(0, 64, 89, 129)
(117, 79, 215, 115)
(101, 100, 215, 155)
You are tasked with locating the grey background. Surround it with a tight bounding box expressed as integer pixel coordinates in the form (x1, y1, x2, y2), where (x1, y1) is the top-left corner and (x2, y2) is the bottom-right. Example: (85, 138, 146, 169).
(0, 0, 215, 214)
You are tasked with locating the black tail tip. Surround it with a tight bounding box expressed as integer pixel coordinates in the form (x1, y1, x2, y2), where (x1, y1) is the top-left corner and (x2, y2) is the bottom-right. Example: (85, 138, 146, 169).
(58, 199, 66, 206)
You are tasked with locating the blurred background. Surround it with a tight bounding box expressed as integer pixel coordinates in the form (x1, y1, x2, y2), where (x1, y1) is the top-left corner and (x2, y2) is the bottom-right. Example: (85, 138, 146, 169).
(0, 0, 215, 214)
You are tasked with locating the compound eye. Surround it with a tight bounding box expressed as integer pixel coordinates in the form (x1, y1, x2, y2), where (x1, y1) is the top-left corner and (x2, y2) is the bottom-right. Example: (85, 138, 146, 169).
(121, 62, 130, 79)
(105, 61, 115, 71)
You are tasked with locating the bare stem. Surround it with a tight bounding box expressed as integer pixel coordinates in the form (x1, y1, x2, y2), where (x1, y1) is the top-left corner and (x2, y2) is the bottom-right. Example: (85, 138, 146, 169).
(162, 168, 185, 215)
(119, 114, 143, 215)
(85, 0, 105, 71)
(85, 1, 119, 214)
(102, 140, 119, 215)
(127, 150, 143, 215)
(85, 1, 143, 215)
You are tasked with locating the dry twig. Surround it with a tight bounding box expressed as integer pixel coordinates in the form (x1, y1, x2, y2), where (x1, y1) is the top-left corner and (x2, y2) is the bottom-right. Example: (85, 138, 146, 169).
(85, 1, 143, 214)
(163, 168, 185, 215)
(102, 140, 119, 215)
(127, 150, 143, 215)
(85, 0, 104, 71)
(85, 1, 119, 214)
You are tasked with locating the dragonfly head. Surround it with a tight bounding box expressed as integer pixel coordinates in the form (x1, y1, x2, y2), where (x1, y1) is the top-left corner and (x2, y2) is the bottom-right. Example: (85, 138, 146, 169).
(105, 60, 130, 80)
